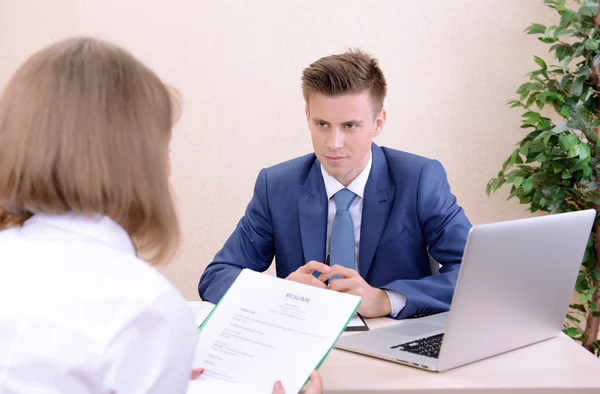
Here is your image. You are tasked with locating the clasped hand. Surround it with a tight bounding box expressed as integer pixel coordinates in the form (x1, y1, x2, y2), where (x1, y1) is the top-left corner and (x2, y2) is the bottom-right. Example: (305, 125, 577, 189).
(285, 261, 391, 318)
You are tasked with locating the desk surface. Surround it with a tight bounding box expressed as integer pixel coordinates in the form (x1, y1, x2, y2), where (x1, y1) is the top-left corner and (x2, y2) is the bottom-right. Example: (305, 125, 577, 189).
(319, 317, 600, 394)
(187, 301, 600, 393)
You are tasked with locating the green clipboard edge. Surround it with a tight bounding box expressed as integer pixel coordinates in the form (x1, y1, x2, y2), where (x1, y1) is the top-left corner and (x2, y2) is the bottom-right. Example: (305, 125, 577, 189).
(197, 284, 233, 331)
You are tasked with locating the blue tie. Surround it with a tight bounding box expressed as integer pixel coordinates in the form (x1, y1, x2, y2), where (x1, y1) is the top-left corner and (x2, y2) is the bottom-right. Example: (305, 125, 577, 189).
(329, 188, 357, 279)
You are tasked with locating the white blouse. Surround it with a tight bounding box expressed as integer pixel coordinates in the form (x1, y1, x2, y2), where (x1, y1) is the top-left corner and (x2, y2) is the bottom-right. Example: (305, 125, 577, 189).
(0, 213, 198, 393)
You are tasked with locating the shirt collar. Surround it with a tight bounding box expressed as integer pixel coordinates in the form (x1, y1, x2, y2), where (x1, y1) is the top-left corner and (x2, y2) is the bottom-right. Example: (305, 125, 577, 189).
(24, 213, 136, 255)
(320, 152, 372, 200)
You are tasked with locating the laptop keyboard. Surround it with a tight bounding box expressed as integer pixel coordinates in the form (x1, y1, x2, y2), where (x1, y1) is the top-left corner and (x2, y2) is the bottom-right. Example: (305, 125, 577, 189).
(390, 333, 444, 359)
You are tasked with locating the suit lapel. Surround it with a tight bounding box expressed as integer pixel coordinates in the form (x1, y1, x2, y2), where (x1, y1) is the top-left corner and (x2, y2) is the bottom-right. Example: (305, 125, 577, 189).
(359, 144, 394, 280)
(298, 160, 328, 265)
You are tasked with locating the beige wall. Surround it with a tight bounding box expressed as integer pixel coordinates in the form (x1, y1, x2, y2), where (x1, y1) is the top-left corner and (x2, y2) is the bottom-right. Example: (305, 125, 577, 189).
(0, 1, 557, 300)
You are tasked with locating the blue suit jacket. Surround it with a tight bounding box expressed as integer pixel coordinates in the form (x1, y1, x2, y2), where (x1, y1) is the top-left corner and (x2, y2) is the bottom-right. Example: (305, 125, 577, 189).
(198, 144, 472, 319)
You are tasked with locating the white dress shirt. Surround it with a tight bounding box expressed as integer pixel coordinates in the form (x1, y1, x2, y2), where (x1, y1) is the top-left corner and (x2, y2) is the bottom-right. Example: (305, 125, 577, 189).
(320, 153, 407, 317)
(0, 213, 198, 394)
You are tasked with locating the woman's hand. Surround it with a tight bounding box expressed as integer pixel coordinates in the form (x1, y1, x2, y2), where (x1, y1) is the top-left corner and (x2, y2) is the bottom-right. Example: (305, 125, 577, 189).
(190, 368, 204, 380)
(272, 370, 323, 394)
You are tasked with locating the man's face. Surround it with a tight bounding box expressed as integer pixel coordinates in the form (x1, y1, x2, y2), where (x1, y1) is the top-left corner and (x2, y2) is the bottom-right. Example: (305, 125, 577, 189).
(306, 91, 386, 186)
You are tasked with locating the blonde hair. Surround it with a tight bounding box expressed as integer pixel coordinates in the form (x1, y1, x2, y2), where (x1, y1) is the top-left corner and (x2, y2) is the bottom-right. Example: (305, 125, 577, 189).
(301, 48, 387, 116)
(0, 37, 180, 264)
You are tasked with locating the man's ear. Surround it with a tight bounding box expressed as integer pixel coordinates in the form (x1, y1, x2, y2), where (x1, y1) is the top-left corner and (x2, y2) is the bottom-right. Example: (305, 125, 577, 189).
(305, 104, 310, 122)
(374, 108, 387, 137)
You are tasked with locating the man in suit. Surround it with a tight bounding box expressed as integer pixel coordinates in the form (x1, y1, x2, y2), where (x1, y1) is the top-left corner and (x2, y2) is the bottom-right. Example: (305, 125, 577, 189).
(198, 49, 472, 319)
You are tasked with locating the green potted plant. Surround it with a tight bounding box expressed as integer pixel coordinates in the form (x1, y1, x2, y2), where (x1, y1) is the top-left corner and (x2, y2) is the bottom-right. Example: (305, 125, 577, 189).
(487, 0, 600, 356)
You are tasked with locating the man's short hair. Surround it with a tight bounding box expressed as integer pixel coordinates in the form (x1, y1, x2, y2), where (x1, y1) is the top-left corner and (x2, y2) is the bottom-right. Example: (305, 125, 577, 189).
(301, 49, 387, 116)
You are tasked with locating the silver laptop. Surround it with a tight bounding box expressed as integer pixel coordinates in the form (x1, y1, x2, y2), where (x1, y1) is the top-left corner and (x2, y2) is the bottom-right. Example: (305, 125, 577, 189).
(334, 209, 595, 372)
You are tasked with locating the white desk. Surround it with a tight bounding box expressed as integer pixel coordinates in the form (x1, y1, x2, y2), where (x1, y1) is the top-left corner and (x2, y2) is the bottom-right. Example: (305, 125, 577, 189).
(187, 302, 600, 393)
(320, 317, 600, 393)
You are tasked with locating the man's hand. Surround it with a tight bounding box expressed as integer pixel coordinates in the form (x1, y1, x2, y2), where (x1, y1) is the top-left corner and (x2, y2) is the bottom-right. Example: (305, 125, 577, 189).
(286, 261, 331, 289)
(318, 265, 392, 318)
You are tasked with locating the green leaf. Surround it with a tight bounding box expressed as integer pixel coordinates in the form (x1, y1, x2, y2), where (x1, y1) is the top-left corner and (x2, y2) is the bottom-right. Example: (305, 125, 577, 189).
(543, 25, 557, 39)
(559, 133, 579, 150)
(566, 327, 584, 338)
(566, 313, 581, 323)
(573, 159, 591, 176)
(554, 27, 576, 37)
(579, 1, 598, 17)
(526, 23, 547, 34)
(516, 83, 528, 94)
(567, 145, 580, 158)
(555, 0, 568, 13)
(594, 269, 600, 282)
(537, 119, 552, 131)
(556, 44, 574, 61)
(581, 287, 597, 304)
(570, 303, 588, 313)
(539, 37, 558, 44)
(560, 106, 572, 117)
(504, 150, 522, 169)
(522, 111, 541, 126)
(536, 91, 564, 105)
(513, 176, 525, 189)
(583, 249, 597, 269)
(560, 73, 574, 90)
(552, 92, 566, 104)
(572, 75, 586, 96)
(507, 100, 523, 108)
(523, 111, 541, 120)
(584, 38, 599, 51)
(561, 9, 578, 23)
(567, 117, 585, 131)
(516, 82, 539, 95)
(575, 66, 592, 79)
(522, 178, 535, 194)
(579, 87, 595, 106)
(526, 92, 539, 108)
(574, 46, 586, 58)
(552, 124, 570, 133)
(534, 56, 548, 70)
(579, 143, 591, 161)
(550, 43, 562, 53)
(493, 179, 506, 193)
(576, 274, 590, 293)
(517, 154, 524, 164)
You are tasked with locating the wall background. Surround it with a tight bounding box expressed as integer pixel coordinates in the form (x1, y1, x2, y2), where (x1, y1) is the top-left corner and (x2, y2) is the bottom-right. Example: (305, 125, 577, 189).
(0, 0, 556, 299)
